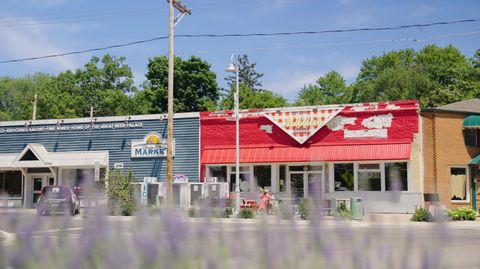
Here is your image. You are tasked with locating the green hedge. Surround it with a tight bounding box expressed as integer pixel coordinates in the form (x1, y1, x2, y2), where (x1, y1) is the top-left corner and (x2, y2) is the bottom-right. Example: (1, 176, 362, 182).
(448, 207, 477, 221)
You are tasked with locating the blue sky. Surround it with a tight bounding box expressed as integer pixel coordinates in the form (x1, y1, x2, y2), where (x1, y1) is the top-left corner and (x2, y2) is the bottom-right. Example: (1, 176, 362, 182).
(0, 0, 479, 101)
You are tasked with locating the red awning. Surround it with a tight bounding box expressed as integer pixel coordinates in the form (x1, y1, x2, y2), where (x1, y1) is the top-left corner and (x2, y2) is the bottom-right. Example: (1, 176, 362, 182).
(202, 143, 411, 164)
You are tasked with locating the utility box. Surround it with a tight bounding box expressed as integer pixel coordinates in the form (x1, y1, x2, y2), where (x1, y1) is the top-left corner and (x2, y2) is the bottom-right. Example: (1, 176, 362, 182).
(172, 182, 189, 208)
(350, 197, 364, 220)
(147, 183, 166, 206)
(205, 182, 229, 206)
(189, 183, 204, 207)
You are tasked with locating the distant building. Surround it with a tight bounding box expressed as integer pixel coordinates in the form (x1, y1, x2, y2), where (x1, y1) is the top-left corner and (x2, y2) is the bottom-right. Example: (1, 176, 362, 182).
(422, 99, 480, 211)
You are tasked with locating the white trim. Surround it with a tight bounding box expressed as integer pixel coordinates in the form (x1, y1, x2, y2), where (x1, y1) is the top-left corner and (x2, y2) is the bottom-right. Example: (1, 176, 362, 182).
(332, 161, 410, 193)
(0, 112, 199, 127)
(449, 166, 470, 203)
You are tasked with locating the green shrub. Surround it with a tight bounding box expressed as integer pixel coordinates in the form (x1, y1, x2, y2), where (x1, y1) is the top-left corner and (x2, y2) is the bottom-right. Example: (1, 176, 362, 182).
(106, 170, 136, 216)
(298, 198, 311, 220)
(238, 209, 255, 219)
(411, 207, 432, 222)
(120, 201, 136, 216)
(333, 202, 352, 219)
(223, 207, 233, 218)
(276, 201, 294, 220)
(448, 207, 477, 221)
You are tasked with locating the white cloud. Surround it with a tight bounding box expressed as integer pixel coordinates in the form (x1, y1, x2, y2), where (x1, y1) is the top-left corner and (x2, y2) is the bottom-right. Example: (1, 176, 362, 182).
(338, 63, 359, 81)
(265, 71, 322, 101)
(0, 21, 78, 71)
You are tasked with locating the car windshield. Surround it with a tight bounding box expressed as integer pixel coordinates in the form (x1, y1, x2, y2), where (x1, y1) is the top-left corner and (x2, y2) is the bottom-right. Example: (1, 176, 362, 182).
(43, 187, 70, 199)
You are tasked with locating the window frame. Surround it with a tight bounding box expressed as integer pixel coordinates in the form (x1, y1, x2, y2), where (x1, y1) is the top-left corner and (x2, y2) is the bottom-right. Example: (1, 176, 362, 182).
(356, 162, 383, 191)
(450, 166, 470, 203)
(330, 161, 410, 193)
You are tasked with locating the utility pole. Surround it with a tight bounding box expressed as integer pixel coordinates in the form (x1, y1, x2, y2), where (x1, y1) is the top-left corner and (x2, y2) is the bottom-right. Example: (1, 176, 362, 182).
(88, 107, 100, 118)
(167, 0, 191, 205)
(32, 94, 38, 120)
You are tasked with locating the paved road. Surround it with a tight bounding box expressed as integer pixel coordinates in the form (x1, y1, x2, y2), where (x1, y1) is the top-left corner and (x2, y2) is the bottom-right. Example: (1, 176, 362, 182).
(1, 210, 480, 268)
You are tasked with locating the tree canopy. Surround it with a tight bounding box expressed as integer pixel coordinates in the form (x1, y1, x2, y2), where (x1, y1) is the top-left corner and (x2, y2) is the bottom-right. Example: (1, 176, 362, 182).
(225, 54, 264, 92)
(296, 45, 479, 109)
(1, 44, 479, 121)
(294, 71, 349, 106)
(144, 55, 219, 113)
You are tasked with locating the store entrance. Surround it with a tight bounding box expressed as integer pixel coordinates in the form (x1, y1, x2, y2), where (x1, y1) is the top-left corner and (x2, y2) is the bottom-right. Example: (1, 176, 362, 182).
(30, 175, 55, 206)
(288, 165, 325, 201)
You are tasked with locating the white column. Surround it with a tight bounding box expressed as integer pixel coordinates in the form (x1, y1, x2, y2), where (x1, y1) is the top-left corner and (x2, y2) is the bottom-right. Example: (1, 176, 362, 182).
(271, 164, 278, 193)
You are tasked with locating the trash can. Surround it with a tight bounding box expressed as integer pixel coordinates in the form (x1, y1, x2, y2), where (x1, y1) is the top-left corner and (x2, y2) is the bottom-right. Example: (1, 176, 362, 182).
(350, 197, 364, 220)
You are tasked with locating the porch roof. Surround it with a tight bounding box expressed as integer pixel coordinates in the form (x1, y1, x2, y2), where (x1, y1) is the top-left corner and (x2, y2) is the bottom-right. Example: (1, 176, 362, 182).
(0, 144, 109, 169)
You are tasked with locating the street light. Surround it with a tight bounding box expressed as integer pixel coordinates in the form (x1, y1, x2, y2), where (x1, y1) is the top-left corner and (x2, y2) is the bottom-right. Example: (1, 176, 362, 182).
(226, 54, 240, 214)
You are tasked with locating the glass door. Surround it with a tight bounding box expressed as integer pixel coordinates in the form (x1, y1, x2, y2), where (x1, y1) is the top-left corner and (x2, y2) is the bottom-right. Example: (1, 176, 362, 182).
(32, 177, 45, 205)
(290, 173, 305, 199)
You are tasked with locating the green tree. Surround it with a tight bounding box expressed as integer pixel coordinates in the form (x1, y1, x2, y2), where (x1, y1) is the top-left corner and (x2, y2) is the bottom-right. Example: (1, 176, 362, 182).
(220, 84, 288, 109)
(0, 73, 53, 121)
(145, 55, 219, 113)
(350, 45, 478, 108)
(294, 71, 349, 106)
(36, 54, 139, 119)
(225, 54, 264, 92)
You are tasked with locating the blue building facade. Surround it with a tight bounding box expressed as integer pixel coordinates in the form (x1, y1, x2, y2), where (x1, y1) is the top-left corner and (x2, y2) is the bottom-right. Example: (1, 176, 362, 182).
(0, 113, 200, 208)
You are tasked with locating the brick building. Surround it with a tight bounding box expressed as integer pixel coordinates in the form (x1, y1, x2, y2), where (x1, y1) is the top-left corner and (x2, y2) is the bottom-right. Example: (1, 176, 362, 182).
(422, 99, 480, 211)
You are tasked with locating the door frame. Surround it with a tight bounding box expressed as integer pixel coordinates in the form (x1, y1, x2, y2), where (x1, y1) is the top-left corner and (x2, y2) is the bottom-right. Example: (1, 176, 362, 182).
(27, 174, 54, 207)
(286, 164, 325, 199)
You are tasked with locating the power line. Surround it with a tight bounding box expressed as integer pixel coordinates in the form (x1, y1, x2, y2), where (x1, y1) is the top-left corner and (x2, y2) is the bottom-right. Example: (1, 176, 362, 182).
(1, 18, 479, 64)
(180, 31, 480, 54)
(0, 36, 168, 64)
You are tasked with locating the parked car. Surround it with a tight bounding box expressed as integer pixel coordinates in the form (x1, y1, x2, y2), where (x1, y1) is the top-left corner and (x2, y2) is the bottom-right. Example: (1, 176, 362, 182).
(36, 186, 80, 216)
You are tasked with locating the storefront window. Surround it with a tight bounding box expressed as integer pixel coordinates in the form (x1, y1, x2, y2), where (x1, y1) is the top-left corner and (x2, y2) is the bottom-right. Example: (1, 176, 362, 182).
(230, 173, 251, 192)
(358, 164, 381, 191)
(279, 165, 286, 192)
(385, 162, 408, 191)
(334, 164, 354, 191)
(0, 171, 22, 197)
(230, 166, 251, 192)
(254, 165, 271, 191)
(208, 166, 227, 182)
(451, 167, 468, 201)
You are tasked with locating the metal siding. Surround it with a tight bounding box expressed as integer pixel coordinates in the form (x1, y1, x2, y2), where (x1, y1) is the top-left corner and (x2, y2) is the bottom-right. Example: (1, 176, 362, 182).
(0, 117, 200, 182)
(202, 143, 411, 163)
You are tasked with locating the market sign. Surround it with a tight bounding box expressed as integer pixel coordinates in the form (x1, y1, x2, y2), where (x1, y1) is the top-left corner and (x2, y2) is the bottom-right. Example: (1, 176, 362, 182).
(264, 107, 343, 144)
(131, 132, 175, 158)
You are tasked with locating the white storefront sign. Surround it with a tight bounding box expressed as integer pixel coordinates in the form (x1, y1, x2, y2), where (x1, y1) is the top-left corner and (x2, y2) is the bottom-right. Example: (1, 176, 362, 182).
(264, 107, 343, 144)
(131, 132, 175, 158)
(0, 122, 143, 134)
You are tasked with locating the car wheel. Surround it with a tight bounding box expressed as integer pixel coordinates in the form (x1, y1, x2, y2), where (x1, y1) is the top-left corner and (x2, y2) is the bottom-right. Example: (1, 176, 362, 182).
(70, 205, 76, 216)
